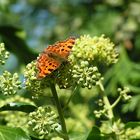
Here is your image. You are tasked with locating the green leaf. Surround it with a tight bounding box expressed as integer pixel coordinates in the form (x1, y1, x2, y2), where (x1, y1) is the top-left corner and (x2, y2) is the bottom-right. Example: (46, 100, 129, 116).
(125, 122, 140, 129)
(69, 132, 90, 140)
(86, 126, 109, 140)
(70, 126, 111, 140)
(0, 125, 31, 140)
(86, 126, 101, 140)
(0, 25, 37, 64)
(0, 102, 37, 113)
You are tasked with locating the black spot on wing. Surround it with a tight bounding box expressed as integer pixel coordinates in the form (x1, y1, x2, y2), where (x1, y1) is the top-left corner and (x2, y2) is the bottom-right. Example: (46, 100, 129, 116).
(68, 45, 72, 49)
(48, 68, 54, 72)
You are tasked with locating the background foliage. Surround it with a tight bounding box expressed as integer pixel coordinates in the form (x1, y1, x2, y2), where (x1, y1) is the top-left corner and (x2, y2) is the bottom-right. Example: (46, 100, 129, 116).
(0, 0, 140, 140)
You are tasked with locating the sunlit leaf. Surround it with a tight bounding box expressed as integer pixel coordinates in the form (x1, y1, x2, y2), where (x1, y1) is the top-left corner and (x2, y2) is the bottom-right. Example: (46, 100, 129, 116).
(0, 102, 37, 113)
(0, 125, 31, 140)
(125, 122, 140, 128)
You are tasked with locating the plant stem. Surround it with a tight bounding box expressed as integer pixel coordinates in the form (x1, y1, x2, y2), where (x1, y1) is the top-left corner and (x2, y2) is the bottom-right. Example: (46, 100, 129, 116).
(98, 81, 114, 119)
(63, 86, 77, 111)
(111, 95, 122, 109)
(50, 83, 69, 140)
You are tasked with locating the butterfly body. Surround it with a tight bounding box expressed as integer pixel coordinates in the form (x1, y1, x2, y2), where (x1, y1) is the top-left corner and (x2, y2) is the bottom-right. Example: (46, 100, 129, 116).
(37, 37, 75, 79)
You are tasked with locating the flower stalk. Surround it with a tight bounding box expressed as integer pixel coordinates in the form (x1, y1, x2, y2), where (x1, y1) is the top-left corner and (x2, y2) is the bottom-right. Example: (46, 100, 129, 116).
(50, 83, 69, 140)
(98, 81, 114, 119)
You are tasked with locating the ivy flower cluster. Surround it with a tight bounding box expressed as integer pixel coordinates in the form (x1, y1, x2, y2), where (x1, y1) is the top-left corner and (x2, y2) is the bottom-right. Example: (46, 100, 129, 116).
(28, 106, 61, 139)
(71, 63, 102, 89)
(24, 61, 48, 97)
(0, 71, 21, 95)
(118, 87, 131, 100)
(100, 120, 140, 139)
(5, 111, 28, 132)
(56, 35, 118, 88)
(0, 43, 9, 65)
(69, 35, 118, 65)
(94, 87, 131, 118)
(24, 35, 118, 91)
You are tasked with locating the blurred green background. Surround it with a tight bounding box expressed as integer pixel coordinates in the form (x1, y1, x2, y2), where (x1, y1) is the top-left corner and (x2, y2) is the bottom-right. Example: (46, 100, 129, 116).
(0, 0, 140, 122)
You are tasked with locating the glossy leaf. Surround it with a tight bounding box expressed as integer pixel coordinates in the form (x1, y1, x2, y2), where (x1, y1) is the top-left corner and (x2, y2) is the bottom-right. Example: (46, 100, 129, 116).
(86, 126, 109, 140)
(0, 102, 37, 113)
(87, 126, 101, 140)
(125, 122, 140, 129)
(0, 125, 31, 140)
(0, 25, 37, 64)
(69, 132, 90, 140)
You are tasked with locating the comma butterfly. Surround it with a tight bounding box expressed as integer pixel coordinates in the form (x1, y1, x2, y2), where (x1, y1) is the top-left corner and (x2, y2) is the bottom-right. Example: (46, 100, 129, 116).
(37, 37, 75, 79)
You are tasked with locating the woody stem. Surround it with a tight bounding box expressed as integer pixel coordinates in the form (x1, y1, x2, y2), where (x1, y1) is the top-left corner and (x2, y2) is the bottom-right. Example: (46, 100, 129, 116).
(50, 83, 69, 140)
(98, 81, 114, 119)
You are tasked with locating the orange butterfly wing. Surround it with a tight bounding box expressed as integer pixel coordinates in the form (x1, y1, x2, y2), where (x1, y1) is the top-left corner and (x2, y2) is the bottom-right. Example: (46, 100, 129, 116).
(37, 37, 75, 79)
(46, 37, 75, 59)
(37, 53, 60, 79)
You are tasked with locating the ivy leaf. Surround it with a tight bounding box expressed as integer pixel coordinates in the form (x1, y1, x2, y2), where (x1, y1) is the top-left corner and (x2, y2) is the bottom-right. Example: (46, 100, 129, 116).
(0, 25, 37, 64)
(86, 126, 101, 140)
(69, 132, 90, 140)
(86, 126, 109, 140)
(0, 125, 31, 140)
(70, 126, 121, 140)
(125, 122, 140, 129)
(0, 102, 37, 113)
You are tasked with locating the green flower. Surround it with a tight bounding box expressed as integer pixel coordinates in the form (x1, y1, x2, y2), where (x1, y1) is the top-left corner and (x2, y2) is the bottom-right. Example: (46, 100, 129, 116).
(0, 43, 9, 65)
(69, 35, 118, 65)
(28, 106, 61, 139)
(0, 71, 21, 95)
(71, 64, 102, 89)
(25, 35, 118, 90)
(56, 35, 117, 88)
(5, 112, 28, 132)
(24, 61, 45, 97)
(100, 120, 140, 139)
(118, 87, 131, 101)
(122, 127, 140, 139)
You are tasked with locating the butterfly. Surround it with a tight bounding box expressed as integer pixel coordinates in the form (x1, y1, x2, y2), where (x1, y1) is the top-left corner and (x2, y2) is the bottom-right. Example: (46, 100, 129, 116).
(36, 37, 75, 79)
